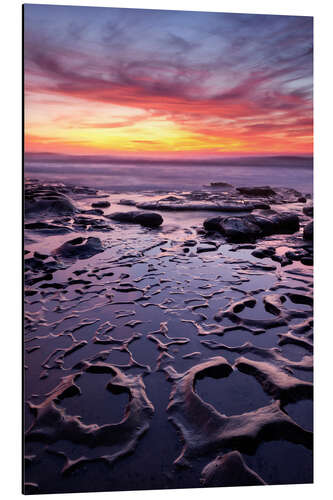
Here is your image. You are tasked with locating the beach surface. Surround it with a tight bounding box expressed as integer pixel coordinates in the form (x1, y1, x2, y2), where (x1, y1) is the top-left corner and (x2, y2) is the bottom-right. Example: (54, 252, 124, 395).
(24, 169, 313, 494)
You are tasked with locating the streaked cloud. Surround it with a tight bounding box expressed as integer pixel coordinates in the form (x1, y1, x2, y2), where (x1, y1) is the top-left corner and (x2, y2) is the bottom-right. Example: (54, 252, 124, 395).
(24, 5, 313, 156)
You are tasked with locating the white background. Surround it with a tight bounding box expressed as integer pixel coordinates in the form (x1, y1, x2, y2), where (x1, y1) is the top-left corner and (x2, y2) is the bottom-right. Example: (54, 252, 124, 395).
(0, 0, 332, 498)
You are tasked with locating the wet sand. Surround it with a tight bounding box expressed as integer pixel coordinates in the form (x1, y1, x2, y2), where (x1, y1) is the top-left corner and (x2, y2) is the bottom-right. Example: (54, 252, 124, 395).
(24, 179, 313, 494)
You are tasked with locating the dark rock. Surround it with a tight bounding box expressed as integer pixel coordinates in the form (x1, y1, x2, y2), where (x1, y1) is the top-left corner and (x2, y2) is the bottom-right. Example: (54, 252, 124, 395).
(160, 195, 182, 201)
(73, 216, 111, 231)
(74, 216, 96, 226)
(204, 216, 263, 242)
(236, 186, 276, 197)
(252, 262, 277, 271)
(218, 217, 262, 242)
(71, 186, 98, 195)
(107, 211, 163, 228)
(230, 244, 256, 251)
(52, 216, 72, 223)
(277, 187, 303, 201)
(119, 199, 137, 206)
(203, 212, 299, 242)
(73, 269, 88, 276)
(25, 257, 48, 272)
(285, 249, 308, 261)
(25, 222, 50, 230)
(182, 240, 197, 247)
(286, 293, 313, 306)
(271, 254, 292, 266)
(197, 245, 217, 253)
(203, 216, 224, 232)
(25, 189, 76, 216)
(280, 257, 293, 267)
(81, 209, 104, 215)
(270, 213, 300, 233)
(204, 216, 264, 242)
(68, 237, 85, 245)
(252, 202, 271, 210)
(133, 211, 163, 227)
(91, 201, 110, 208)
(303, 205, 313, 217)
(246, 215, 277, 235)
(210, 182, 233, 188)
(251, 248, 275, 259)
(298, 197, 307, 203)
(263, 246, 275, 253)
(24, 221, 72, 234)
(26, 273, 53, 286)
(39, 282, 66, 290)
(54, 237, 104, 259)
(303, 221, 313, 241)
(33, 251, 48, 260)
(25, 256, 64, 274)
(251, 249, 267, 259)
(301, 256, 313, 266)
(67, 278, 91, 286)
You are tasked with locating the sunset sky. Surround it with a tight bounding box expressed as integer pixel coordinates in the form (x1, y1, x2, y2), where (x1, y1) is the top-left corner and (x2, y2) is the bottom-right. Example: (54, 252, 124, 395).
(24, 5, 313, 158)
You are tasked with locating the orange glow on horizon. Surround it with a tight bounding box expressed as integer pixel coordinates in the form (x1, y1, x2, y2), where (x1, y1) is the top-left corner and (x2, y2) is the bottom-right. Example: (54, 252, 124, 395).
(25, 93, 313, 157)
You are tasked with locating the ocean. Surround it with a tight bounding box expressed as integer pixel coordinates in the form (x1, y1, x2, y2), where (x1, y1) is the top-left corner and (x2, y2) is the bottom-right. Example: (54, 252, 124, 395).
(24, 161, 313, 194)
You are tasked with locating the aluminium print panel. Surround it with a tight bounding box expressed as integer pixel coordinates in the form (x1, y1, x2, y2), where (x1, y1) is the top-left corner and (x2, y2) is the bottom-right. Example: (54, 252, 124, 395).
(23, 3, 313, 494)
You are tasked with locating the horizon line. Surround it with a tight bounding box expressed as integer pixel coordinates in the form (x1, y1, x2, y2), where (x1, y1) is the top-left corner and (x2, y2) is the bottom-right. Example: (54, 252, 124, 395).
(24, 151, 313, 167)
